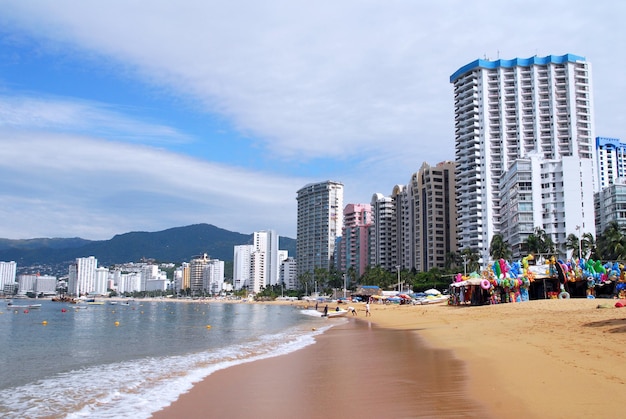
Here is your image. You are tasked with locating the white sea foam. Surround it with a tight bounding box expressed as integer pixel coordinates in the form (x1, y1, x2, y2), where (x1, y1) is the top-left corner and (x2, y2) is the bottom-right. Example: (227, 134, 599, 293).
(0, 322, 334, 419)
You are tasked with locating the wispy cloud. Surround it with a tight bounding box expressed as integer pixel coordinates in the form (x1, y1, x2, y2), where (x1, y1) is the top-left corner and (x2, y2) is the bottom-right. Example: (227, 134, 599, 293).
(0, 95, 191, 145)
(0, 130, 306, 239)
(0, 0, 624, 240)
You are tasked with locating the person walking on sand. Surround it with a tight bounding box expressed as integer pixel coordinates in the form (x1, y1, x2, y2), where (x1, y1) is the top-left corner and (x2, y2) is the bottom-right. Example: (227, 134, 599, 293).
(365, 302, 371, 317)
(323, 305, 328, 317)
(348, 306, 357, 316)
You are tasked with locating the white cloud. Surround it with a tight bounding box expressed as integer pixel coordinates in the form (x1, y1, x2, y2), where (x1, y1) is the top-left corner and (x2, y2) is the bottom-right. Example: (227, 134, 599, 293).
(1, 0, 625, 239)
(0, 131, 306, 239)
(0, 95, 190, 145)
(4, 0, 623, 165)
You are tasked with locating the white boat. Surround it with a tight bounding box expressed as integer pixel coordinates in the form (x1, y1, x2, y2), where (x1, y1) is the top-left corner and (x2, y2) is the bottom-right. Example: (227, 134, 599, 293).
(300, 309, 324, 317)
(28, 304, 42, 309)
(300, 308, 349, 318)
(416, 295, 449, 305)
(325, 309, 349, 318)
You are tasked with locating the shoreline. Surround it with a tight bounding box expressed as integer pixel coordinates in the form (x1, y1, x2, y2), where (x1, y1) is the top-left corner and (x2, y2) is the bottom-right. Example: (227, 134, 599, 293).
(149, 298, 626, 418)
(151, 317, 489, 418)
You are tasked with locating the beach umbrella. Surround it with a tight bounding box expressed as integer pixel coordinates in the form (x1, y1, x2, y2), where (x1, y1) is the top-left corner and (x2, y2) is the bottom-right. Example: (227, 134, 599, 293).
(424, 288, 441, 296)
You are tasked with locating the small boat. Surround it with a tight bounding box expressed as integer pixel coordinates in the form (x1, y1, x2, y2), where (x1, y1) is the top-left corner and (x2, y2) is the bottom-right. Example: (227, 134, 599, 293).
(325, 309, 349, 318)
(109, 301, 118, 305)
(88, 301, 105, 305)
(28, 304, 42, 309)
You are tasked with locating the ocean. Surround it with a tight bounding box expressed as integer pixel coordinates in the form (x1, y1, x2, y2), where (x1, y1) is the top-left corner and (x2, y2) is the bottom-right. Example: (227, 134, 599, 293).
(0, 299, 332, 418)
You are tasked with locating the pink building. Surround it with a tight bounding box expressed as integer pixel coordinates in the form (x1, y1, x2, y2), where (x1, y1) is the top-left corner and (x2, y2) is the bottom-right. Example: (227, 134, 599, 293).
(339, 203, 372, 284)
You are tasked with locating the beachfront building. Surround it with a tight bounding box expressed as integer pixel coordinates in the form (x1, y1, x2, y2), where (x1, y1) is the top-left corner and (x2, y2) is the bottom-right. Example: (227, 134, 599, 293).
(596, 137, 626, 190)
(450, 54, 597, 264)
(408, 161, 458, 271)
(189, 254, 210, 294)
(296, 181, 344, 278)
(233, 244, 254, 291)
(203, 258, 224, 295)
(369, 193, 396, 271)
(0, 261, 17, 295)
(280, 257, 298, 290)
(253, 230, 280, 287)
(339, 203, 373, 285)
(17, 274, 57, 296)
(68, 256, 98, 296)
(392, 185, 410, 270)
(594, 181, 626, 237)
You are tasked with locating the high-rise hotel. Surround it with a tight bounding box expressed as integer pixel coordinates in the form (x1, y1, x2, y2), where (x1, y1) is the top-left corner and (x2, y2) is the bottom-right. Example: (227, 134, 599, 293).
(450, 54, 596, 262)
(296, 181, 344, 278)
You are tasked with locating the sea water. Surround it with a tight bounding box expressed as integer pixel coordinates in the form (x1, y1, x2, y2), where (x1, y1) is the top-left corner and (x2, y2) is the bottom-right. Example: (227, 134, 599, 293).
(0, 300, 332, 418)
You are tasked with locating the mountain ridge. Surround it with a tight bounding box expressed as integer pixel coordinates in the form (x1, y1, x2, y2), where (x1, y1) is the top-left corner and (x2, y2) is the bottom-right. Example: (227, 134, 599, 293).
(0, 224, 296, 268)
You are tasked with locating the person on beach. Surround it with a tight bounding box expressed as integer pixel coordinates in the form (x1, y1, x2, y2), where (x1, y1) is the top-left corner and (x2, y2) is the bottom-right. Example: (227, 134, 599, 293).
(365, 302, 371, 316)
(323, 305, 328, 316)
(348, 306, 357, 315)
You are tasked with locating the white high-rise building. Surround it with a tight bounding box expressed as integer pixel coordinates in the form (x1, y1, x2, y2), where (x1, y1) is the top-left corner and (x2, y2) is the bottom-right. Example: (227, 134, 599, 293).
(254, 230, 280, 287)
(280, 257, 298, 290)
(203, 259, 224, 295)
(68, 256, 98, 296)
(233, 244, 254, 291)
(370, 193, 395, 271)
(0, 261, 17, 295)
(296, 181, 344, 278)
(450, 54, 596, 263)
(596, 137, 626, 190)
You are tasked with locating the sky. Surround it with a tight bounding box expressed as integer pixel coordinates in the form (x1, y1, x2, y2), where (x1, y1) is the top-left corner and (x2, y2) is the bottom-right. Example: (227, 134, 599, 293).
(0, 1, 624, 240)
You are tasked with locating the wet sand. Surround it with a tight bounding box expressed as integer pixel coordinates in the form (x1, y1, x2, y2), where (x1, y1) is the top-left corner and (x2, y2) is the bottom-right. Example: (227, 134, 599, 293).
(151, 319, 489, 418)
(152, 298, 626, 418)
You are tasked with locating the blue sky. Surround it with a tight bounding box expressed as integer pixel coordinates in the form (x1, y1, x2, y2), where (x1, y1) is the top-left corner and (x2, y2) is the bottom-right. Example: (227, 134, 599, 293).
(0, 1, 624, 240)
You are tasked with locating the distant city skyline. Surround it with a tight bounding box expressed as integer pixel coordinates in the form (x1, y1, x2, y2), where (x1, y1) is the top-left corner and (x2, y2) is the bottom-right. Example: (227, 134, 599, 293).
(1, 2, 625, 240)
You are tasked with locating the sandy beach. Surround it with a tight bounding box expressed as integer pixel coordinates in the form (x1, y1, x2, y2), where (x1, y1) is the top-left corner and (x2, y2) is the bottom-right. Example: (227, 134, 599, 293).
(151, 298, 626, 418)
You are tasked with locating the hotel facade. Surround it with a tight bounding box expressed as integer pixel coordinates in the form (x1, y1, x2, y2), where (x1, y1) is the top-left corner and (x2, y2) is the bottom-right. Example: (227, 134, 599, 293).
(296, 181, 344, 278)
(450, 54, 596, 263)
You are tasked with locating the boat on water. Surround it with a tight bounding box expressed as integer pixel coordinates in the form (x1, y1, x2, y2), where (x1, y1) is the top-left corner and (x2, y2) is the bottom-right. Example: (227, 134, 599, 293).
(87, 301, 105, 305)
(27, 304, 42, 309)
(325, 309, 349, 317)
(109, 301, 118, 305)
(300, 308, 349, 318)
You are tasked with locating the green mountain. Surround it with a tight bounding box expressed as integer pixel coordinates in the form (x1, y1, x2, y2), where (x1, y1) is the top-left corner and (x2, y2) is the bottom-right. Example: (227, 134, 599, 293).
(0, 224, 296, 268)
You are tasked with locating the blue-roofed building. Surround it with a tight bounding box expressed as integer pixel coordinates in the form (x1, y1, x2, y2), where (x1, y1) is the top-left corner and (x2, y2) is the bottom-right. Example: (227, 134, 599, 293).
(596, 137, 626, 189)
(450, 54, 596, 262)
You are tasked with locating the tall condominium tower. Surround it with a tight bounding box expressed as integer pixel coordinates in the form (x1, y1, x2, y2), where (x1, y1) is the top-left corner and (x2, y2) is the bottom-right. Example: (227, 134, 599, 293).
(596, 137, 626, 190)
(450, 54, 596, 263)
(370, 192, 396, 271)
(339, 203, 372, 283)
(0, 261, 17, 295)
(296, 181, 344, 278)
(68, 256, 97, 296)
(409, 161, 458, 271)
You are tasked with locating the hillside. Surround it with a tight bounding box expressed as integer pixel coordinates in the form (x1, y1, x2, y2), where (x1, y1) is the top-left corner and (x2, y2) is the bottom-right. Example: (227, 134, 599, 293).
(0, 224, 296, 268)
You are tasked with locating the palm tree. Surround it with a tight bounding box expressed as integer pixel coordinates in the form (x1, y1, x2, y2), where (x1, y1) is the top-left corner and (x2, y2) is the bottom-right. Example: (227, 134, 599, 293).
(525, 226, 556, 261)
(596, 221, 626, 260)
(565, 233, 580, 258)
(489, 234, 512, 260)
(581, 232, 596, 259)
(460, 247, 480, 274)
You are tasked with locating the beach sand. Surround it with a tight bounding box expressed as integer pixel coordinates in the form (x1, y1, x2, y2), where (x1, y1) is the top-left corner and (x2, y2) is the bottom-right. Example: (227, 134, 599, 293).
(151, 298, 626, 418)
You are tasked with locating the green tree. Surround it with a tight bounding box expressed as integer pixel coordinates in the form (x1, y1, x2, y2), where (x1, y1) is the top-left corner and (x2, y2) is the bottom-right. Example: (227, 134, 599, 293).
(489, 234, 512, 261)
(596, 221, 626, 260)
(460, 248, 480, 274)
(525, 227, 556, 259)
(565, 233, 580, 258)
